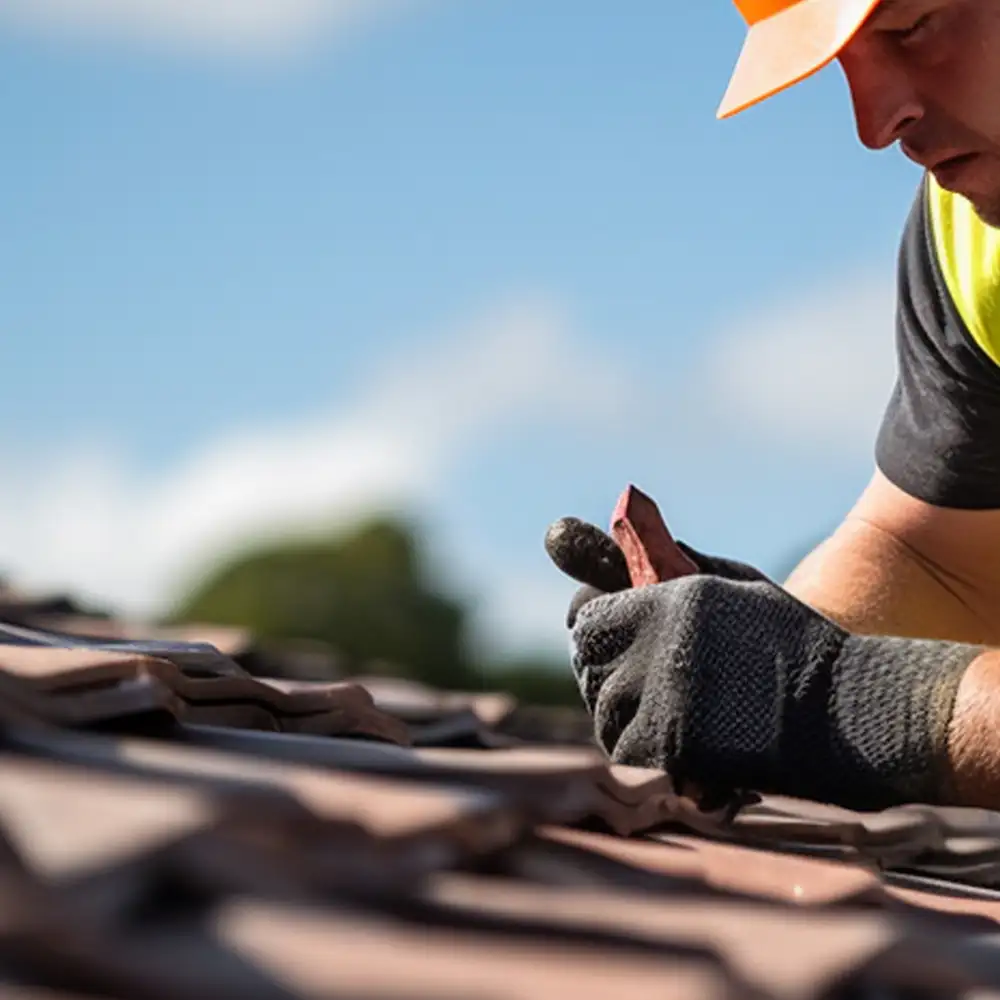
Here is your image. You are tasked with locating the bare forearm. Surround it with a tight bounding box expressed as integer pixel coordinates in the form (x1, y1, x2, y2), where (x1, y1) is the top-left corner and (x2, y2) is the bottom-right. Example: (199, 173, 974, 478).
(785, 515, 1000, 645)
(948, 651, 1000, 809)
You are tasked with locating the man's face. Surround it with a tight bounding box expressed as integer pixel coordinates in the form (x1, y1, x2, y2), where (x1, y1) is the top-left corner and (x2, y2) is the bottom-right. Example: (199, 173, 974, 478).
(839, 0, 1000, 224)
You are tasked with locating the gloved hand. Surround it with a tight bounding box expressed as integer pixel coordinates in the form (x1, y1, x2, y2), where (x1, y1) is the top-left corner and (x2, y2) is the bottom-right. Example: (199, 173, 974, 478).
(546, 519, 982, 810)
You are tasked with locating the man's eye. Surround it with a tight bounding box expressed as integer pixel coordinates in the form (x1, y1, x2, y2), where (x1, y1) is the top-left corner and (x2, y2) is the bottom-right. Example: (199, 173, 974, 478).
(894, 12, 935, 44)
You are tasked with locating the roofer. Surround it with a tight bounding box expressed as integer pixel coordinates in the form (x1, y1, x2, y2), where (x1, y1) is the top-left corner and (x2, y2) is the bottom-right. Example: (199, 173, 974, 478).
(546, 0, 1000, 812)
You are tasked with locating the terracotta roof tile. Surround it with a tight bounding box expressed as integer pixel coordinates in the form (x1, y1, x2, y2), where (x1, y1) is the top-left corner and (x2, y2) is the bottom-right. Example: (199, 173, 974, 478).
(214, 899, 746, 1000)
(0, 643, 409, 743)
(3, 618, 1000, 996)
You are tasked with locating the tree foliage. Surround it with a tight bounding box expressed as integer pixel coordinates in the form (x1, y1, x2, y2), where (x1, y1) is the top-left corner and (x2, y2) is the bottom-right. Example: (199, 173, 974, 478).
(172, 518, 477, 691)
(171, 516, 580, 705)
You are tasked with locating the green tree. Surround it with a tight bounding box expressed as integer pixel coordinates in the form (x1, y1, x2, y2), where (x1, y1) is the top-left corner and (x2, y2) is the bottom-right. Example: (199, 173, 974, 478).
(171, 518, 478, 691)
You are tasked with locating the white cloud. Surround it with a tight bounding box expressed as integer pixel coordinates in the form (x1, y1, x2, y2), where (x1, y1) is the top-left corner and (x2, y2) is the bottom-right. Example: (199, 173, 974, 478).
(0, 0, 420, 57)
(0, 298, 632, 659)
(698, 273, 898, 457)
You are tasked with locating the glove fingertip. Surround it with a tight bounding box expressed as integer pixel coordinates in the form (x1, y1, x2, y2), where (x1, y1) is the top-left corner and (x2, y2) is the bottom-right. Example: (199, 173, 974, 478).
(567, 584, 606, 629)
(545, 517, 632, 593)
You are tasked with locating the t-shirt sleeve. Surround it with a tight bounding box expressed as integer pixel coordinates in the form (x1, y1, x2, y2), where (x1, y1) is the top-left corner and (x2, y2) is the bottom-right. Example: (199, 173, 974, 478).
(875, 180, 1000, 509)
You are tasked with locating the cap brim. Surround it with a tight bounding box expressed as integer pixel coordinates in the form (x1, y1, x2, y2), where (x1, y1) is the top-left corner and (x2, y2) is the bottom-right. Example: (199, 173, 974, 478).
(717, 0, 882, 119)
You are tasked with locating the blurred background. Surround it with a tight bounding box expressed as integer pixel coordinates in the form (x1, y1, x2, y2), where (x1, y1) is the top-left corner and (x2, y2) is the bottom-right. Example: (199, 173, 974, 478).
(0, 0, 923, 701)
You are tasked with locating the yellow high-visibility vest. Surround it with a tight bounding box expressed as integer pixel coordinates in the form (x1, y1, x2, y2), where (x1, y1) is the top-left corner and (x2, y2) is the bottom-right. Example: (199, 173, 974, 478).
(928, 176, 1000, 367)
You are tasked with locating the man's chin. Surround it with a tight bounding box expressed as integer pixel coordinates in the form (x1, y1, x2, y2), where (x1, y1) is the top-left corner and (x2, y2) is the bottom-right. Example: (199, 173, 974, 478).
(971, 197, 1000, 230)
(929, 156, 1000, 228)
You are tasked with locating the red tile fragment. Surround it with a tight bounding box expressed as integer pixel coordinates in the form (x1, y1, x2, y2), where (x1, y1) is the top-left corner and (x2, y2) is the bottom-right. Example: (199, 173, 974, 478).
(610, 485, 699, 587)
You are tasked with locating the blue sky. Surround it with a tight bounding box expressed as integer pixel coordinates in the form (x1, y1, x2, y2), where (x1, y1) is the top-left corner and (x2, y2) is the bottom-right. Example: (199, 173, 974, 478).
(0, 1, 926, 658)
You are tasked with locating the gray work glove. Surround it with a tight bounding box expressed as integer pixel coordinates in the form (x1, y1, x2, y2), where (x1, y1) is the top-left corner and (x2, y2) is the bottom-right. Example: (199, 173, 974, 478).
(547, 520, 981, 810)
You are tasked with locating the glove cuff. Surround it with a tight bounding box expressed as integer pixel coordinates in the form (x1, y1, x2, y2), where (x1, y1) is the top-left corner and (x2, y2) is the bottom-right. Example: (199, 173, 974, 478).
(783, 630, 980, 809)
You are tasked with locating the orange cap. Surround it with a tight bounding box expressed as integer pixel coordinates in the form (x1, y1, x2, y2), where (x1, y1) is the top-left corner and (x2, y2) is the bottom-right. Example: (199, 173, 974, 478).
(718, 0, 882, 119)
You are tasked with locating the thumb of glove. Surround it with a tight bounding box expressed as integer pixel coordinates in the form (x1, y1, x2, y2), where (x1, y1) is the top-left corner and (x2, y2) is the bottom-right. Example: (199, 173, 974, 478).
(544, 517, 632, 594)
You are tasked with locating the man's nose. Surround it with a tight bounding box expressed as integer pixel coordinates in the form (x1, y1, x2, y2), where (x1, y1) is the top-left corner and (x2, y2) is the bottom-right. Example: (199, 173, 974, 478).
(839, 43, 924, 150)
